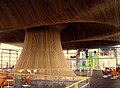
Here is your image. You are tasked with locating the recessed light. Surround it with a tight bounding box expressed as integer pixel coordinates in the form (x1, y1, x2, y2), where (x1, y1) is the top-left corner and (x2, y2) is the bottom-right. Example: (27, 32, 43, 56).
(11, 12, 15, 16)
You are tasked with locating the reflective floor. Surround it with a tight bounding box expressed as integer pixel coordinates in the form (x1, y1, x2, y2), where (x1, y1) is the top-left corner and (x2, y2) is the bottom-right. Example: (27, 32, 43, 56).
(90, 70, 120, 88)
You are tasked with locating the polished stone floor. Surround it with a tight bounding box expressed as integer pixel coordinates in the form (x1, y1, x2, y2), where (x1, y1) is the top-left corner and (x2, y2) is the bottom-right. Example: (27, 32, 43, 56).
(90, 70, 120, 88)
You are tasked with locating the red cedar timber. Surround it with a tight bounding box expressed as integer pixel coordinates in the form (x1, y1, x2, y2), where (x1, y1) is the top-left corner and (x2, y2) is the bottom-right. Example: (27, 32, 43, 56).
(13, 26, 75, 76)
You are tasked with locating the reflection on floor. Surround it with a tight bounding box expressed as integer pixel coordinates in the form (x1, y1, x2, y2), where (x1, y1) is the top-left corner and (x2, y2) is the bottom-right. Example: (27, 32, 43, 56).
(90, 70, 120, 88)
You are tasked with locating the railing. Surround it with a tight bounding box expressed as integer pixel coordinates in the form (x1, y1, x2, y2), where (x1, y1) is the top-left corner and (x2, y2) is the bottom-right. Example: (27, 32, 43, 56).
(65, 77, 90, 88)
(8, 72, 90, 88)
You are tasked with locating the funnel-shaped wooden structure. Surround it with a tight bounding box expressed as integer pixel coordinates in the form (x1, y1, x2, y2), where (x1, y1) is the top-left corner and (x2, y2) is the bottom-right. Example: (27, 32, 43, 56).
(13, 27, 75, 76)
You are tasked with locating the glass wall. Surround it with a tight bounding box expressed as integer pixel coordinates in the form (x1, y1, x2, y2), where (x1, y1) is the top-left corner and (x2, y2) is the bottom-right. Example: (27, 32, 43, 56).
(0, 43, 119, 71)
(117, 48, 120, 65)
(64, 48, 117, 70)
(0, 49, 20, 68)
(0, 43, 22, 69)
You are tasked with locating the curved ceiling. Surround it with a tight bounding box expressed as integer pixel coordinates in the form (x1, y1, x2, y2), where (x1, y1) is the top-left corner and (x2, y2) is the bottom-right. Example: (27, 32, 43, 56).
(0, 0, 120, 49)
(61, 22, 120, 49)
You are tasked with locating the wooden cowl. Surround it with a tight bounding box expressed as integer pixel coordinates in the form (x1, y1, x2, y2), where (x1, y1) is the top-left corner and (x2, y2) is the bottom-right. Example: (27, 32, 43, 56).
(13, 26, 75, 76)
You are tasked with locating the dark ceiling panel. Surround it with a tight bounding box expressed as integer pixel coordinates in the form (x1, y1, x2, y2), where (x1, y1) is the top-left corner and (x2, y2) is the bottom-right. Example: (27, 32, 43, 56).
(0, 0, 120, 49)
(62, 40, 119, 49)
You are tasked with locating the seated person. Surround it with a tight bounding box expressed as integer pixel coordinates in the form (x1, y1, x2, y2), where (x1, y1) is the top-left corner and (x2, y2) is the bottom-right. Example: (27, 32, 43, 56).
(105, 67, 111, 74)
(116, 67, 120, 74)
(102, 70, 108, 75)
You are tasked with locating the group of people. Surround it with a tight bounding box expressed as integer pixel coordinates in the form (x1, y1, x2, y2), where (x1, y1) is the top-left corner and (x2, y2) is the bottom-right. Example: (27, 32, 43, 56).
(102, 67, 120, 79)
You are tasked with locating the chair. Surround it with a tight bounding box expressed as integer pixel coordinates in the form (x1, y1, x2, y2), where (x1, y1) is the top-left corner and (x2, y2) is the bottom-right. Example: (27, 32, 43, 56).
(102, 70, 108, 78)
(3, 75, 15, 88)
(0, 73, 8, 87)
(110, 70, 118, 79)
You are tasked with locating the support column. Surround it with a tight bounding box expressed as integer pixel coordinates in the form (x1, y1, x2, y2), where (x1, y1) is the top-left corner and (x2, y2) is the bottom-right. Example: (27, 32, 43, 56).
(13, 26, 75, 76)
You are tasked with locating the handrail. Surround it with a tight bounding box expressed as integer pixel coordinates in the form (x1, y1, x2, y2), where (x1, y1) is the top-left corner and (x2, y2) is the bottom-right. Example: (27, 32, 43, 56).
(9, 72, 89, 78)
(65, 77, 89, 88)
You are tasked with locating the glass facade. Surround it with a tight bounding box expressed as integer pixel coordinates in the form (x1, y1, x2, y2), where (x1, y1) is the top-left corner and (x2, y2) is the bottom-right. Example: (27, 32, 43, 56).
(0, 43, 22, 69)
(0, 43, 119, 71)
(117, 48, 120, 65)
(64, 48, 117, 70)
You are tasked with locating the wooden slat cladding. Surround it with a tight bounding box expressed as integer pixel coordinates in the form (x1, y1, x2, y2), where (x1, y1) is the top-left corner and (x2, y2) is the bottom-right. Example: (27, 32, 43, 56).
(13, 27, 75, 76)
(61, 22, 120, 43)
(0, 0, 120, 31)
(62, 40, 120, 49)
(0, 23, 120, 49)
(0, 0, 120, 49)
(0, 29, 25, 43)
